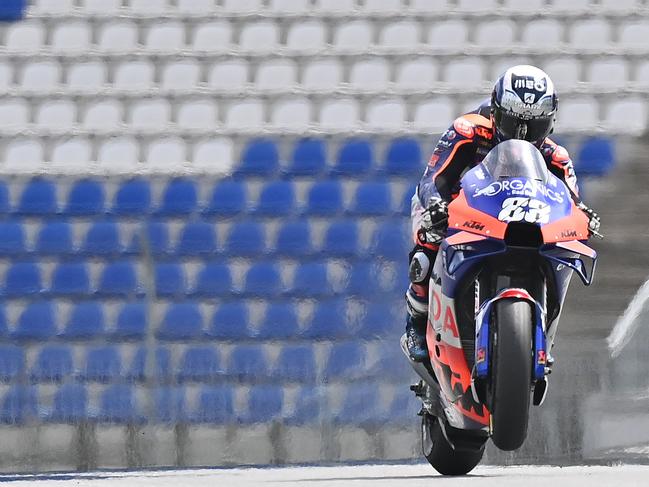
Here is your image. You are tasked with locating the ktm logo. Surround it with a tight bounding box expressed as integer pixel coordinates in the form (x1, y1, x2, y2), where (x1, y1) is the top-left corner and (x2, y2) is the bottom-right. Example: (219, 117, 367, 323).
(463, 220, 485, 231)
(560, 229, 577, 238)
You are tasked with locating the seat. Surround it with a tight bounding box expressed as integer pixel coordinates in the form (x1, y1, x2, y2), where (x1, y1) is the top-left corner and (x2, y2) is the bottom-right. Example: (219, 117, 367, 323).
(314, 0, 355, 11)
(366, 100, 406, 130)
(587, 59, 628, 88)
(49, 384, 87, 423)
(225, 99, 265, 130)
(5, 21, 44, 53)
(503, 0, 544, 9)
(227, 345, 268, 383)
(0, 386, 38, 424)
(82, 99, 123, 131)
(112, 302, 147, 340)
(35, 222, 73, 255)
(428, 20, 468, 49)
(31, 0, 74, 13)
(352, 182, 392, 215)
(35, 100, 76, 131)
(4, 262, 42, 297)
(98, 385, 139, 423)
(273, 345, 316, 383)
(345, 262, 377, 297)
(20, 61, 60, 93)
(145, 21, 185, 52)
(51, 137, 92, 166)
(0, 345, 25, 382)
(255, 181, 295, 216)
(11, 301, 56, 341)
(286, 20, 326, 51)
(162, 60, 200, 92)
(31, 345, 73, 382)
(61, 302, 104, 339)
(154, 263, 186, 297)
(176, 99, 217, 130)
(176, 222, 217, 256)
(570, 19, 611, 50)
(269, 0, 309, 13)
(302, 59, 342, 90)
(193, 21, 232, 52)
(349, 59, 390, 91)
(128, 221, 169, 255)
(271, 98, 312, 130)
(600, 0, 639, 10)
(153, 386, 186, 424)
(363, 0, 401, 11)
(191, 262, 233, 297)
(50, 262, 90, 295)
(126, 347, 171, 383)
(396, 58, 437, 90)
(97, 136, 139, 166)
(192, 138, 235, 173)
(334, 383, 380, 425)
(178, 347, 221, 383)
(207, 302, 251, 340)
(413, 98, 455, 132)
(333, 20, 373, 51)
(191, 386, 234, 423)
(225, 222, 265, 257)
(257, 302, 299, 340)
(177, 0, 215, 13)
(291, 262, 331, 297)
(550, 0, 590, 10)
(323, 342, 366, 382)
(0, 99, 29, 131)
(379, 21, 420, 49)
(322, 221, 359, 257)
(128, 0, 168, 14)
(604, 99, 647, 135)
(81, 0, 120, 13)
(444, 59, 485, 88)
(556, 97, 598, 132)
(18, 178, 57, 215)
(66, 180, 104, 215)
(287, 386, 325, 425)
(243, 262, 282, 297)
(256, 59, 298, 91)
(81, 221, 122, 255)
(542, 58, 580, 91)
(576, 137, 615, 177)
(305, 180, 343, 216)
(372, 220, 408, 260)
(222, 0, 262, 12)
(51, 20, 90, 53)
(384, 138, 422, 176)
(67, 61, 107, 94)
(357, 301, 398, 339)
(242, 386, 283, 423)
(521, 20, 563, 49)
(130, 98, 171, 131)
(4, 139, 44, 168)
(319, 98, 360, 130)
(333, 139, 374, 176)
(287, 138, 326, 176)
(204, 180, 246, 216)
(475, 20, 515, 47)
(239, 21, 279, 52)
(113, 60, 155, 91)
(0, 181, 8, 213)
(207, 59, 248, 90)
(619, 22, 649, 51)
(157, 302, 204, 341)
(82, 346, 121, 382)
(145, 137, 187, 169)
(157, 179, 197, 216)
(239, 139, 279, 176)
(97, 21, 138, 53)
(0, 221, 25, 255)
(112, 179, 151, 215)
(97, 261, 140, 296)
(275, 220, 312, 257)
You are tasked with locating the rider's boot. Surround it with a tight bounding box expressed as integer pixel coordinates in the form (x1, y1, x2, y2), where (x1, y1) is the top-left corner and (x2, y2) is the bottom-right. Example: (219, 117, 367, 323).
(405, 312, 429, 362)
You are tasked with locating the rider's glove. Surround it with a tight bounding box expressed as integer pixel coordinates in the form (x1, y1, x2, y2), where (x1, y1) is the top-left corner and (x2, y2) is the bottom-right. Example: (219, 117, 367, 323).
(418, 197, 449, 245)
(577, 202, 601, 237)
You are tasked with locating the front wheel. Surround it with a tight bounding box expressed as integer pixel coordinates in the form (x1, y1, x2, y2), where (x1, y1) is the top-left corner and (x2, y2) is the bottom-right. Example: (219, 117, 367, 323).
(422, 414, 484, 476)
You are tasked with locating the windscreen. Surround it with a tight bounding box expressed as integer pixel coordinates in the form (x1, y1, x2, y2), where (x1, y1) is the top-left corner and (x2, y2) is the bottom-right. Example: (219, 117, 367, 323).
(481, 139, 549, 184)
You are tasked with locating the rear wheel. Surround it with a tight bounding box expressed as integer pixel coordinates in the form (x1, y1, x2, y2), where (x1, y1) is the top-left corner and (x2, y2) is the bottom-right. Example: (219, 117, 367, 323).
(421, 414, 484, 476)
(489, 299, 533, 451)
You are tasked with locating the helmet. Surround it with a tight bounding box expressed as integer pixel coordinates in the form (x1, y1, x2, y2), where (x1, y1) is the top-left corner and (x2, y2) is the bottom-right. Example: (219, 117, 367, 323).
(491, 65, 558, 147)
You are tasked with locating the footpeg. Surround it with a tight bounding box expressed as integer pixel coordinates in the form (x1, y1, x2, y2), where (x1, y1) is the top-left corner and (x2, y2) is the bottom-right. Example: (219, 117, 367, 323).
(533, 377, 548, 406)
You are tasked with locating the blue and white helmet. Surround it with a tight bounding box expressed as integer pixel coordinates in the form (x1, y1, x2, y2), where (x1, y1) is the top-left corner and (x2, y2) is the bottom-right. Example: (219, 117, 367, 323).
(491, 65, 558, 147)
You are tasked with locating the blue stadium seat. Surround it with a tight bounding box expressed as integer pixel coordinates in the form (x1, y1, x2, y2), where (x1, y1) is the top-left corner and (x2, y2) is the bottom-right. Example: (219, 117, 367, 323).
(11, 301, 56, 341)
(0, 386, 38, 424)
(357, 301, 398, 339)
(157, 302, 203, 341)
(384, 138, 423, 176)
(112, 302, 147, 340)
(241, 385, 283, 424)
(0, 221, 25, 255)
(287, 386, 324, 425)
(305, 181, 343, 216)
(66, 180, 105, 215)
(18, 179, 57, 214)
(97, 384, 141, 423)
(4, 262, 42, 297)
(374, 342, 414, 383)
(0, 305, 7, 339)
(0, 181, 8, 213)
(228, 345, 268, 383)
(303, 300, 349, 339)
(191, 262, 233, 297)
(61, 302, 105, 339)
(332, 139, 374, 176)
(256, 302, 299, 340)
(191, 385, 234, 423)
(254, 181, 295, 216)
(48, 384, 87, 423)
(351, 182, 392, 215)
(323, 342, 366, 382)
(371, 220, 409, 260)
(225, 222, 265, 257)
(82, 346, 121, 382)
(0, 345, 24, 382)
(81, 221, 122, 255)
(97, 261, 140, 296)
(401, 190, 414, 216)
(155, 386, 186, 423)
(157, 179, 198, 216)
(178, 346, 221, 383)
(175, 222, 217, 255)
(126, 346, 171, 383)
(346, 262, 379, 297)
(31, 345, 74, 382)
(112, 179, 151, 215)
(238, 138, 279, 176)
(128, 221, 170, 255)
(576, 137, 615, 176)
(204, 180, 246, 216)
(207, 302, 251, 340)
(243, 262, 282, 297)
(322, 221, 359, 257)
(334, 383, 381, 425)
(49, 262, 90, 295)
(275, 220, 312, 257)
(272, 345, 316, 383)
(154, 263, 186, 297)
(287, 138, 326, 176)
(291, 262, 331, 297)
(35, 221, 74, 255)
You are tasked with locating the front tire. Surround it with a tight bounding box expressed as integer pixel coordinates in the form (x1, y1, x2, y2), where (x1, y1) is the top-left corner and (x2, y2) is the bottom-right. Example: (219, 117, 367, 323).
(489, 299, 533, 451)
(422, 414, 484, 476)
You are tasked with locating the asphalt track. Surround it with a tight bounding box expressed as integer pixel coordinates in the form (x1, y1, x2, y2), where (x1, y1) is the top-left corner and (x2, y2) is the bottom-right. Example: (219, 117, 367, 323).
(3, 464, 649, 486)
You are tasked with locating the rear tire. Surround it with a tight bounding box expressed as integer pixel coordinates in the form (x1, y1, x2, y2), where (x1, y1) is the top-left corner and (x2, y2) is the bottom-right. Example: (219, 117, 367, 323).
(489, 299, 533, 451)
(422, 414, 484, 476)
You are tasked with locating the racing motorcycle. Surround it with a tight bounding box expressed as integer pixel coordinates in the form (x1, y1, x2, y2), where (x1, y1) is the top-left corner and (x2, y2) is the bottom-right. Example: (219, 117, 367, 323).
(401, 139, 597, 475)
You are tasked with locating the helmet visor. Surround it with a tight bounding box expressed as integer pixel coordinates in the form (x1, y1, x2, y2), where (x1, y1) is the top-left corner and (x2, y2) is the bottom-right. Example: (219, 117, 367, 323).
(494, 109, 554, 145)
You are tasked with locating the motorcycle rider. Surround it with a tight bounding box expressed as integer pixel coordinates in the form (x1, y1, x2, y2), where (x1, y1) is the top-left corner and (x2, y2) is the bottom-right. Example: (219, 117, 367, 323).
(405, 65, 601, 362)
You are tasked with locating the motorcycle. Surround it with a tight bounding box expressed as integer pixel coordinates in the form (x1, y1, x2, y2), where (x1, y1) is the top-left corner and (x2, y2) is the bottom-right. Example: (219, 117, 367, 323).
(401, 139, 597, 475)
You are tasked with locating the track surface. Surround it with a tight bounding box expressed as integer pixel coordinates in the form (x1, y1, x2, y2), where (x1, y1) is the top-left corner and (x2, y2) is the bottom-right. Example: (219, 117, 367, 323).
(3, 464, 649, 486)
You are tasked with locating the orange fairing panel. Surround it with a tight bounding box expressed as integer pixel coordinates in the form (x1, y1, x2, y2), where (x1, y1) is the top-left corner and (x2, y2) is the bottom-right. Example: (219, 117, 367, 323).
(445, 231, 488, 246)
(540, 203, 590, 243)
(556, 239, 597, 259)
(448, 191, 508, 240)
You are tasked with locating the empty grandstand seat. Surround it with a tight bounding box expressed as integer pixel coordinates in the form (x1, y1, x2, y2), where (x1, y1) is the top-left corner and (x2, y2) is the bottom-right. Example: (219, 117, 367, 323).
(0, 181, 8, 213)
(35, 100, 76, 131)
(576, 137, 615, 177)
(97, 136, 139, 167)
(204, 180, 246, 216)
(604, 98, 647, 135)
(302, 59, 343, 90)
(275, 220, 312, 257)
(178, 346, 221, 383)
(50, 262, 90, 296)
(193, 20, 232, 51)
(570, 19, 611, 50)
(207, 60, 248, 89)
(475, 20, 515, 47)
(243, 262, 282, 297)
(127, 347, 171, 383)
(11, 301, 56, 341)
(98, 384, 140, 423)
(256, 302, 299, 340)
(68, 61, 107, 93)
(20, 61, 60, 93)
(587, 59, 628, 88)
(319, 98, 361, 131)
(156, 179, 197, 216)
(314, 0, 355, 11)
(191, 385, 234, 423)
(51, 20, 91, 53)
(522, 19, 562, 48)
(66, 180, 104, 215)
(145, 137, 187, 169)
(191, 262, 233, 297)
(145, 21, 185, 52)
(48, 384, 87, 423)
(177, 99, 217, 130)
(557, 97, 598, 132)
(323, 342, 366, 382)
(333, 139, 374, 176)
(157, 303, 204, 341)
(444, 59, 485, 88)
(379, 20, 420, 49)
(177, 0, 215, 13)
(287, 138, 326, 176)
(291, 262, 331, 297)
(240, 21, 280, 52)
(0, 386, 37, 424)
(113, 60, 155, 91)
(286, 20, 326, 50)
(154, 263, 186, 297)
(112, 302, 147, 340)
(543, 57, 580, 91)
(176, 222, 217, 256)
(287, 386, 324, 425)
(97, 21, 138, 53)
(0, 99, 29, 130)
(62, 302, 105, 340)
(4, 262, 42, 297)
(228, 345, 268, 383)
(323, 221, 359, 257)
(18, 179, 57, 215)
(81, 221, 122, 255)
(82, 346, 121, 382)
(130, 98, 171, 131)
(619, 22, 649, 51)
(269, 0, 310, 12)
(384, 138, 422, 176)
(352, 182, 392, 215)
(345, 262, 378, 297)
(357, 301, 398, 339)
(128, 221, 169, 255)
(207, 302, 251, 340)
(372, 220, 409, 259)
(271, 97, 312, 130)
(225, 222, 265, 257)
(154, 386, 186, 423)
(334, 383, 381, 425)
(0, 221, 25, 255)
(349, 59, 390, 91)
(428, 20, 468, 49)
(272, 345, 316, 383)
(396, 58, 437, 90)
(241, 386, 283, 424)
(305, 180, 343, 216)
(51, 137, 93, 167)
(5, 21, 44, 53)
(5, 138, 45, 168)
(333, 20, 373, 51)
(97, 261, 140, 297)
(366, 99, 406, 130)
(256, 59, 298, 90)
(31, 345, 73, 382)
(303, 300, 349, 339)
(503, 0, 544, 9)
(0, 345, 24, 382)
(255, 181, 295, 216)
(112, 179, 151, 215)
(238, 139, 279, 176)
